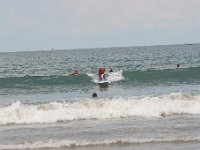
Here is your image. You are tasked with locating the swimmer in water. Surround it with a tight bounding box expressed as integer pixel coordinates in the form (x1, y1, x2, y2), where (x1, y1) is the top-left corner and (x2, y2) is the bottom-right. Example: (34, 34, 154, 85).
(69, 70, 80, 76)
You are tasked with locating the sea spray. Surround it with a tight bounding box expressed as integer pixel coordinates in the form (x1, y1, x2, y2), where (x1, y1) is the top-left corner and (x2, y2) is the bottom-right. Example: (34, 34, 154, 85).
(0, 93, 200, 125)
(87, 70, 124, 83)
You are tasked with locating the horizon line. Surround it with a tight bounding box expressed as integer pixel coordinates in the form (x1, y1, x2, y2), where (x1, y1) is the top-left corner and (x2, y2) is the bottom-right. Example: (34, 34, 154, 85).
(1, 42, 199, 53)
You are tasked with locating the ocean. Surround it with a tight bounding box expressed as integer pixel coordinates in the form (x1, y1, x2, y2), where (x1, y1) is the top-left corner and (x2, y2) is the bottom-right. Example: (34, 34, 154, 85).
(0, 44, 200, 150)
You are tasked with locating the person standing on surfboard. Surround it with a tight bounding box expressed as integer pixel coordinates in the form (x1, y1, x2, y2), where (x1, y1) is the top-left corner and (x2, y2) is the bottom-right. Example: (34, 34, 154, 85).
(98, 68, 106, 81)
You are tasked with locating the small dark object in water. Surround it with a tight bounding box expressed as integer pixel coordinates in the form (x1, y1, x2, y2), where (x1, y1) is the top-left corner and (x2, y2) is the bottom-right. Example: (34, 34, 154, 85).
(69, 70, 79, 76)
(92, 93, 97, 97)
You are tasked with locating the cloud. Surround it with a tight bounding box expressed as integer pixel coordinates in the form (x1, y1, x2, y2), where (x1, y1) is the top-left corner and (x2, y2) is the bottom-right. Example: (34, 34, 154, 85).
(58, 0, 200, 33)
(2, 0, 200, 34)
(0, 0, 200, 51)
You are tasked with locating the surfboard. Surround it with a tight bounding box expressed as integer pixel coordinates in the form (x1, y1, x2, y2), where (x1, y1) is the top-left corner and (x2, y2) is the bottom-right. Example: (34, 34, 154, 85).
(98, 79, 109, 88)
(98, 80, 109, 84)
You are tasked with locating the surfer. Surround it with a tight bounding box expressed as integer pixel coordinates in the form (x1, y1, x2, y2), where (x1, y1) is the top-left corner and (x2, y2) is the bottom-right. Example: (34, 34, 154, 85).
(69, 70, 80, 76)
(109, 69, 113, 72)
(176, 64, 180, 68)
(98, 68, 106, 81)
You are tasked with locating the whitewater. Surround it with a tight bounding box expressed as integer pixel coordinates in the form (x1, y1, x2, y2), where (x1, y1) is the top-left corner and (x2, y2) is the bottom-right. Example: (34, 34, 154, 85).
(1, 44, 200, 150)
(0, 92, 200, 125)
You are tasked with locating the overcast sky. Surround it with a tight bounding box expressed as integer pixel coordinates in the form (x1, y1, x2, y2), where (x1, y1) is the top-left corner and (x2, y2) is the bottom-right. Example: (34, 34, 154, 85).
(0, 0, 200, 52)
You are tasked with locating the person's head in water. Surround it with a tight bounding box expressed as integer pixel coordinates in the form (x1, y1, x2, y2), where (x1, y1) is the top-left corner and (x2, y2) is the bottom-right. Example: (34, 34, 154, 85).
(109, 69, 113, 72)
(69, 70, 79, 76)
(177, 64, 180, 68)
(92, 92, 97, 97)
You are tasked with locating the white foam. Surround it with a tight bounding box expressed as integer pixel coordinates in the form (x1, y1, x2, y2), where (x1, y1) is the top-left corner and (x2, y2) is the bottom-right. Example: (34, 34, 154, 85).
(107, 70, 124, 83)
(87, 70, 124, 83)
(1, 93, 200, 125)
(86, 73, 99, 83)
(1, 136, 200, 149)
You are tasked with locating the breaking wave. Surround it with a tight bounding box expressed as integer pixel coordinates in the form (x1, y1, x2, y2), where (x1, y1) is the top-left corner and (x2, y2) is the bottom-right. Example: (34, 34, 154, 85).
(1, 66, 200, 89)
(1, 136, 200, 149)
(0, 92, 200, 125)
(88, 70, 124, 83)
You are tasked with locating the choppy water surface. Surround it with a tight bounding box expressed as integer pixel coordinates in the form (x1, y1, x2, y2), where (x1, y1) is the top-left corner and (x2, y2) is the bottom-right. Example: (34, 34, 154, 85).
(0, 44, 200, 150)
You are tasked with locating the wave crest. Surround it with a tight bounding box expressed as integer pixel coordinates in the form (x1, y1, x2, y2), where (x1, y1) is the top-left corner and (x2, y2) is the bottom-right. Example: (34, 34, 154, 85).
(1, 137, 200, 149)
(0, 93, 200, 125)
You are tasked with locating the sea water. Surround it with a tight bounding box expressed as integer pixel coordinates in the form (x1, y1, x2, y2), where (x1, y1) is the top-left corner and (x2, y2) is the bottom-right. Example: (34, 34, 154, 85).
(0, 44, 200, 149)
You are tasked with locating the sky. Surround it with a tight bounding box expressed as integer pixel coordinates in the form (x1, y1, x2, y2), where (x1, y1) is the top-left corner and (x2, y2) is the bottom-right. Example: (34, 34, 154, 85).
(0, 0, 200, 52)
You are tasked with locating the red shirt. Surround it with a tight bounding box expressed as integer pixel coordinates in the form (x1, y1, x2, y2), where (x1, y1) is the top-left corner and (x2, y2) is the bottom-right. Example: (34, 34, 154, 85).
(99, 68, 105, 74)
